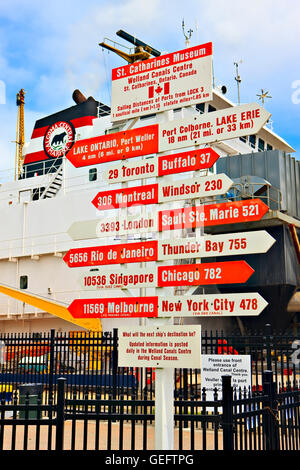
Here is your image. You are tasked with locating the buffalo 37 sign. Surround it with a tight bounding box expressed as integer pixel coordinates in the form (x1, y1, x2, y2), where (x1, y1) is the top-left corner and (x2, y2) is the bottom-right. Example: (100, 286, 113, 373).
(111, 43, 212, 121)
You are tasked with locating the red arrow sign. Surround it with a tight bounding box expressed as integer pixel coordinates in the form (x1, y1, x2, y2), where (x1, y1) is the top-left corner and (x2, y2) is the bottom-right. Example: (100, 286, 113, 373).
(68, 297, 158, 319)
(66, 124, 158, 168)
(63, 240, 158, 267)
(92, 183, 158, 210)
(157, 261, 254, 286)
(159, 199, 269, 231)
(158, 148, 220, 176)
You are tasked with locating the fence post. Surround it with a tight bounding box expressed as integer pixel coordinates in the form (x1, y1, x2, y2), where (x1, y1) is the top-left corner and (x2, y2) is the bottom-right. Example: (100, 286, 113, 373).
(262, 370, 280, 451)
(48, 329, 55, 403)
(222, 375, 234, 451)
(56, 377, 66, 451)
(265, 324, 272, 371)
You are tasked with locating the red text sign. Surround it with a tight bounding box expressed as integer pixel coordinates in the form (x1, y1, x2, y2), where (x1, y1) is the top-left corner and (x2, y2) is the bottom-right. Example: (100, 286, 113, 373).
(92, 184, 158, 210)
(63, 240, 158, 267)
(68, 297, 158, 319)
(66, 124, 158, 168)
(158, 147, 220, 176)
(157, 261, 254, 286)
(159, 199, 269, 231)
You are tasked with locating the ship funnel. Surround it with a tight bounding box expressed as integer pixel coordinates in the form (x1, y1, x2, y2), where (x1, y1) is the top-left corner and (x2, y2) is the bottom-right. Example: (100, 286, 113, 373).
(72, 89, 87, 104)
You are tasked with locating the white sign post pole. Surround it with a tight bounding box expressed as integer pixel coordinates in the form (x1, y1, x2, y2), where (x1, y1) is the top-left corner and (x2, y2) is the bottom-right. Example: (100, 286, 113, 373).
(152, 109, 174, 451)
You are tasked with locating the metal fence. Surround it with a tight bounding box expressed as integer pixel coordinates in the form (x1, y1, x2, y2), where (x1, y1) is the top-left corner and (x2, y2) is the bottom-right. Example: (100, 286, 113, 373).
(0, 324, 299, 402)
(0, 324, 299, 451)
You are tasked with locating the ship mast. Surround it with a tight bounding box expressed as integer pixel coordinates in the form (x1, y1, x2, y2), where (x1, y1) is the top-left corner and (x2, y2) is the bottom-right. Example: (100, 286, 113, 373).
(15, 88, 26, 180)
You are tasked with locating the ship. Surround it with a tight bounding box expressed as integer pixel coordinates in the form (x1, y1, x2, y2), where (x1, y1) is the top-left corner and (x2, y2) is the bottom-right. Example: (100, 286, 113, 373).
(0, 30, 299, 336)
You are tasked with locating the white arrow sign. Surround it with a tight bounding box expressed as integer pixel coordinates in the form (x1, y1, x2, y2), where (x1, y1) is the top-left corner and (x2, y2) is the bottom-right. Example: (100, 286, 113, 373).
(159, 102, 271, 152)
(158, 231, 276, 260)
(158, 173, 233, 202)
(158, 293, 268, 317)
(67, 212, 158, 241)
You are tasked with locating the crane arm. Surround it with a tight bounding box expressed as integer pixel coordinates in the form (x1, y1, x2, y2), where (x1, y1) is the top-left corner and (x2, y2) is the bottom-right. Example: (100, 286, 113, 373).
(0, 283, 101, 332)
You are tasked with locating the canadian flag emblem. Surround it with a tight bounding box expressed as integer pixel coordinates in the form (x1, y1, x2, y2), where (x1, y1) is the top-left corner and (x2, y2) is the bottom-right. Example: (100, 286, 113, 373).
(149, 82, 170, 98)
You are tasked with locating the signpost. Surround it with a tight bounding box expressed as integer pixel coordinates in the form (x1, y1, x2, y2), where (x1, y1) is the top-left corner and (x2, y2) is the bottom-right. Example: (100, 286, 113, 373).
(63, 231, 275, 267)
(63, 39, 275, 451)
(103, 148, 220, 183)
(159, 198, 269, 231)
(66, 124, 158, 168)
(111, 42, 213, 121)
(92, 173, 233, 211)
(158, 102, 271, 152)
(67, 293, 268, 319)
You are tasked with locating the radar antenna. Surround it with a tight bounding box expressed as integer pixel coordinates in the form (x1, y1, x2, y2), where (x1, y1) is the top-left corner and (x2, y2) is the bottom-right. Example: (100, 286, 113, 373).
(99, 30, 161, 64)
(182, 19, 193, 47)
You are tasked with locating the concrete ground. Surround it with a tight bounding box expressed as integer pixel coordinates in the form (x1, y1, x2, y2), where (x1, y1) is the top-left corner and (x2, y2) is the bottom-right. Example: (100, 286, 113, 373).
(1, 421, 223, 451)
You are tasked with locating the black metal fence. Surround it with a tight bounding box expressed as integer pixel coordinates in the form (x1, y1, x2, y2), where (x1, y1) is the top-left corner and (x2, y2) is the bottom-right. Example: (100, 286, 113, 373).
(0, 324, 299, 451)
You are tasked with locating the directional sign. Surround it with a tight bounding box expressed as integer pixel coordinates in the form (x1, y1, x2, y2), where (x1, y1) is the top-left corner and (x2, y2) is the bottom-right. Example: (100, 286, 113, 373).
(158, 173, 233, 203)
(157, 293, 268, 317)
(80, 267, 157, 289)
(92, 174, 233, 211)
(104, 148, 220, 184)
(66, 124, 158, 168)
(159, 102, 271, 152)
(64, 231, 275, 267)
(159, 199, 269, 231)
(68, 296, 158, 319)
(64, 240, 158, 267)
(111, 42, 212, 121)
(67, 292, 267, 319)
(157, 261, 254, 287)
(118, 325, 202, 368)
(158, 231, 275, 260)
(67, 212, 158, 241)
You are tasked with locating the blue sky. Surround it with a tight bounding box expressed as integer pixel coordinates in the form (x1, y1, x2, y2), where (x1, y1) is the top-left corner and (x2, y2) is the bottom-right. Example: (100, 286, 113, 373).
(0, 0, 299, 171)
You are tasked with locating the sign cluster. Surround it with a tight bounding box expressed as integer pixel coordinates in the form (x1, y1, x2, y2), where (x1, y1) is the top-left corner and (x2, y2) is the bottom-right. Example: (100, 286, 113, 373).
(65, 41, 274, 370)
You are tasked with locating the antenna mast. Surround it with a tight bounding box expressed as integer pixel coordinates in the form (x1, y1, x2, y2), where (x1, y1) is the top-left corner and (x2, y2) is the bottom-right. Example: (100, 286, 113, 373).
(182, 20, 193, 47)
(234, 61, 242, 105)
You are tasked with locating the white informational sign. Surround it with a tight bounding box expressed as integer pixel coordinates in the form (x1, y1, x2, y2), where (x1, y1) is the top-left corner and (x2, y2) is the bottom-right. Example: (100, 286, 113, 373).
(111, 43, 212, 121)
(158, 173, 233, 202)
(201, 354, 252, 405)
(67, 212, 158, 240)
(159, 102, 271, 152)
(103, 157, 159, 183)
(118, 325, 201, 368)
(79, 267, 157, 289)
(158, 231, 275, 260)
(158, 293, 268, 317)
